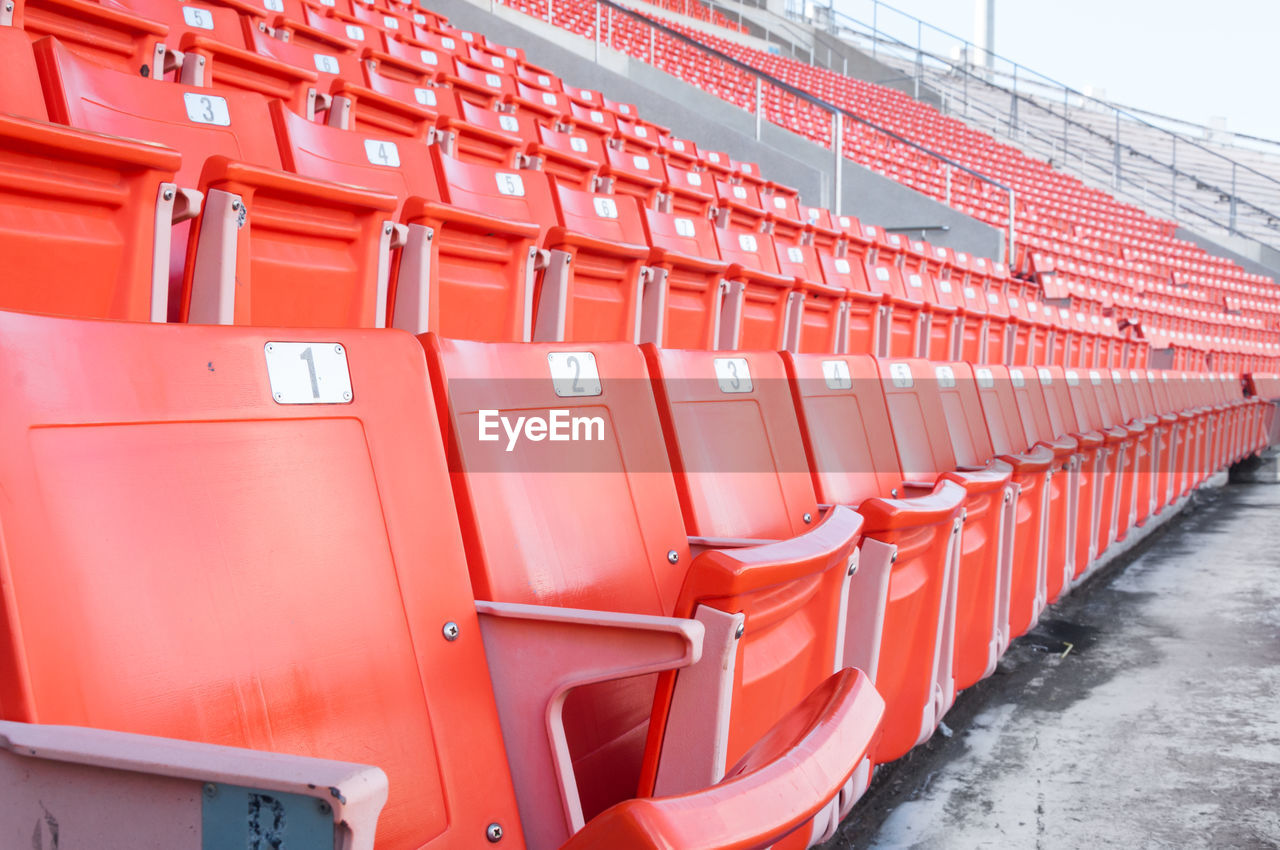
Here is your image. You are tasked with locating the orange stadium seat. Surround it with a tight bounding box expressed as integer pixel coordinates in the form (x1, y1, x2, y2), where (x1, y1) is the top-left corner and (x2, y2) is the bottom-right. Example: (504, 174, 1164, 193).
(427, 337, 884, 849)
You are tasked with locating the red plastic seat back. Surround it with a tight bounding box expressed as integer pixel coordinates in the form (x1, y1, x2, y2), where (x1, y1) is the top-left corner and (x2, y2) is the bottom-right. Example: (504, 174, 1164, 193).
(716, 226, 783, 277)
(1065, 368, 1106, 431)
(1014, 366, 1060, 445)
(877, 358, 960, 480)
(0, 311, 524, 850)
(552, 183, 647, 247)
(270, 99, 440, 209)
(40, 36, 282, 187)
(1039, 365, 1085, 437)
(785, 352, 904, 505)
(644, 347, 819, 540)
(935, 362, 998, 467)
(971, 364, 1032, 455)
(432, 148, 557, 241)
(426, 337, 690, 819)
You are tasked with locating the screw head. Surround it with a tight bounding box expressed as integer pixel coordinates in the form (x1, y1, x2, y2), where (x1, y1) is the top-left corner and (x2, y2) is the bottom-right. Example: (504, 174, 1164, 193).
(274, 392, 284, 401)
(442, 621, 460, 641)
(486, 823, 504, 843)
(334, 344, 344, 354)
(318, 800, 332, 815)
(666, 549, 679, 564)
(890, 488, 898, 498)
(802, 512, 813, 524)
(231, 199, 243, 212)
(890, 551, 898, 564)
(847, 556, 858, 576)
(203, 783, 218, 799)
(266, 343, 274, 352)
(384, 223, 393, 235)
(342, 391, 352, 401)
(734, 623, 745, 639)
(163, 188, 175, 201)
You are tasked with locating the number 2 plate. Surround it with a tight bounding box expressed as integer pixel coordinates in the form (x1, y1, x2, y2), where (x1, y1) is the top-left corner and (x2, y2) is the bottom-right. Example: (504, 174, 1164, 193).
(265, 342, 353, 404)
(548, 352, 601, 397)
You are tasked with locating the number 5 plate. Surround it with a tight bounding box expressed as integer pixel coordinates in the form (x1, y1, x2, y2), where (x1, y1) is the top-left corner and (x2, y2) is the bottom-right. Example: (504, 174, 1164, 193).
(265, 342, 353, 404)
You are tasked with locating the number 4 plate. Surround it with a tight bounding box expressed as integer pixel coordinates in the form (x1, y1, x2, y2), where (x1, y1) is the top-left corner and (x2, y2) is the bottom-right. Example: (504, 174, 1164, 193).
(265, 342, 353, 404)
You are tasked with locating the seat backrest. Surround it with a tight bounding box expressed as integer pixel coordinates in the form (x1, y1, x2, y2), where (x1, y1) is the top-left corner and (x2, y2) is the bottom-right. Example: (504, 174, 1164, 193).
(1130, 369, 1160, 418)
(1109, 368, 1141, 422)
(1038, 365, 1084, 437)
(877, 357, 960, 480)
(1013, 366, 1059, 445)
(1065, 368, 1106, 431)
(270, 99, 440, 209)
(427, 337, 689, 615)
(111, 0, 249, 54)
(716, 226, 783, 277)
(1089, 368, 1125, 428)
(971, 364, 1032, 456)
(642, 207, 720, 263)
(432, 148, 557, 241)
(937, 362, 998, 467)
(1149, 369, 1176, 414)
(644, 347, 819, 540)
(39, 36, 281, 188)
(785, 352, 904, 505)
(0, 310, 524, 850)
(551, 183, 647, 248)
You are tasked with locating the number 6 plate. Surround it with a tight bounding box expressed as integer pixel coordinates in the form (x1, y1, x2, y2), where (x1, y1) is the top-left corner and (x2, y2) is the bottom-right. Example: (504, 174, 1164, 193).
(265, 342, 353, 404)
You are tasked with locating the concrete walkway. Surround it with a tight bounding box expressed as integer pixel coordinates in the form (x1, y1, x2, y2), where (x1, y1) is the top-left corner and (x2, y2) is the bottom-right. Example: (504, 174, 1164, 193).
(825, 482, 1280, 850)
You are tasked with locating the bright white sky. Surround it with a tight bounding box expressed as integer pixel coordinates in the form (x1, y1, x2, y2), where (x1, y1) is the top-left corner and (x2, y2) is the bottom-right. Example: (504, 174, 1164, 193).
(831, 0, 1280, 142)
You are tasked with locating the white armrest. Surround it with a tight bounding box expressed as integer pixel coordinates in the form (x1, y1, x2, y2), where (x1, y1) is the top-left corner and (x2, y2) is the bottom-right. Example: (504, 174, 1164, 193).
(475, 600, 703, 850)
(0, 720, 386, 850)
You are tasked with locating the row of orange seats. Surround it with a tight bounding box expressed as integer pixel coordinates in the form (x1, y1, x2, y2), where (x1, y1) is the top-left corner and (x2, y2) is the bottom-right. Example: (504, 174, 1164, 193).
(0, 307, 1268, 848)
(557, 1, 1280, 370)
(2, 4, 1149, 369)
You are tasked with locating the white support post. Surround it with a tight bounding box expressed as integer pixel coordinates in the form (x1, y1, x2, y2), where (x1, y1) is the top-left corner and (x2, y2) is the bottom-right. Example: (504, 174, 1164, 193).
(1007, 189, 1016, 264)
(832, 110, 843, 216)
(754, 76, 763, 141)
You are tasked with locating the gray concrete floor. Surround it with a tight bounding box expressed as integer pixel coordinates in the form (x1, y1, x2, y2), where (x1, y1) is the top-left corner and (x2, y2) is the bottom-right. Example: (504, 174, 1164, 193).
(824, 482, 1280, 850)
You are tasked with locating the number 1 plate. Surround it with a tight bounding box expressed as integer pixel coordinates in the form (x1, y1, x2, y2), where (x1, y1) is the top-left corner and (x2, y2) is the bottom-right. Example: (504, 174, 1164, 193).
(265, 342, 353, 404)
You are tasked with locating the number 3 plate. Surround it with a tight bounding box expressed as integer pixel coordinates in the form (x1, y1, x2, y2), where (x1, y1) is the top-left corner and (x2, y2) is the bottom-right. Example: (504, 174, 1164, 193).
(265, 342, 353, 404)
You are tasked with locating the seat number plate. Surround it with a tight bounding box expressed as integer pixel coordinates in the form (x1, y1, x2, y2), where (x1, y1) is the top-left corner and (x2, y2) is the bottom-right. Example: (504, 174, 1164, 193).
(714, 358, 752, 393)
(548, 352, 601, 397)
(183, 93, 230, 126)
(364, 139, 400, 166)
(823, 359, 851, 390)
(265, 342, 352, 404)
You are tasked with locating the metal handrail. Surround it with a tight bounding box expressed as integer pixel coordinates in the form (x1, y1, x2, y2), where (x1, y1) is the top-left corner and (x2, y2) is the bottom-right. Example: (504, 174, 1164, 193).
(810, 0, 1280, 246)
